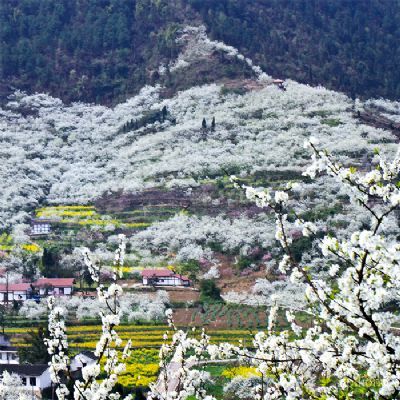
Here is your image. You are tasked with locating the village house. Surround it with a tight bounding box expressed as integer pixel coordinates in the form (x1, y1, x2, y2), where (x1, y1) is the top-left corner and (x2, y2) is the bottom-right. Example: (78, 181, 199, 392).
(0, 364, 51, 394)
(0, 278, 75, 303)
(141, 269, 191, 287)
(30, 219, 52, 236)
(0, 283, 32, 303)
(0, 335, 19, 365)
(33, 278, 75, 297)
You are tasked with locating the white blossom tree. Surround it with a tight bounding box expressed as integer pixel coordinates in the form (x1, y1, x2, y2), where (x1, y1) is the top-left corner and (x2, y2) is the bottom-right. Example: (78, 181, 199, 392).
(0, 371, 29, 400)
(44, 234, 133, 400)
(147, 141, 400, 399)
(5, 141, 399, 400)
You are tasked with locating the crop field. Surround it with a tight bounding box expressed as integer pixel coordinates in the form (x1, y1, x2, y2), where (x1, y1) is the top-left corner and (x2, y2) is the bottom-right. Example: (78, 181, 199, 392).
(7, 324, 257, 390)
(0, 233, 13, 251)
(174, 303, 269, 329)
(35, 205, 152, 230)
(8, 324, 257, 349)
(0, 233, 41, 253)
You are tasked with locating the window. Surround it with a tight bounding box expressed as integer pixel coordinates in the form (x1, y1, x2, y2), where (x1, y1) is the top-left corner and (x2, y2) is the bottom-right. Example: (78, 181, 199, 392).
(22, 377, 26, 385)
(29, 377, 37, 386)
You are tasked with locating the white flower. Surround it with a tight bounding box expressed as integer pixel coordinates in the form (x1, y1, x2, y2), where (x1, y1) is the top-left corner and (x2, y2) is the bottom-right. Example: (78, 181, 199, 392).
(329, 264, 340, 277)
(274, 191, 289, 204)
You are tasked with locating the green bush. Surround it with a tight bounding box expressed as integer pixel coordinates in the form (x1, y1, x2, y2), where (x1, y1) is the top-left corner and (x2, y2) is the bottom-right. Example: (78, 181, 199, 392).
(199, 279, 223, 303)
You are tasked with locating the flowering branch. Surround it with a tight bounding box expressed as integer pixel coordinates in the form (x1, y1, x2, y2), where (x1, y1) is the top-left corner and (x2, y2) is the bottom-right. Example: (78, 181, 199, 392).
(153, 142, 400, 399)
(46, 234, 132, 400)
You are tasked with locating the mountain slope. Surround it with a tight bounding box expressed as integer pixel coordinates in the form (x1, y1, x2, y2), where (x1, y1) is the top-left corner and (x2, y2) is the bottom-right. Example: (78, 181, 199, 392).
(1, 25, 400, 287)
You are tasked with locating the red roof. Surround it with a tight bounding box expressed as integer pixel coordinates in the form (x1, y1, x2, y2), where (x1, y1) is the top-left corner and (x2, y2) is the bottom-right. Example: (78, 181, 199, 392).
(33, 278, 75, 288)
(0, 283, 31, 292)
(141, 269, 191, 282)
(141, 269, 174, 278)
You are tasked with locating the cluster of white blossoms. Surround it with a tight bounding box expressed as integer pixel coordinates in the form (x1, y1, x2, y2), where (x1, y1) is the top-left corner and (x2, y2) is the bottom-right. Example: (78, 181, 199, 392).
(147, 143, 400, 399)
(6, 141, 400, 399)
(1, 38, 398, 232)
(0, 371, 29, 400)
(170, 25, 269, 82)
(19, 290, 169, 322)
(45, 234, 133, 400)
(148, 314, 215, 400)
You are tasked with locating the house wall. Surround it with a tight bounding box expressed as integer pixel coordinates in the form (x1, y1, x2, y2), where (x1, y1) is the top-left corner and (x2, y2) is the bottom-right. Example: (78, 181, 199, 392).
(64, 287, 72, 295)
(13, 291, 28, 301)
(0, 350, 19, 364)
(39, 287, 72, 296)
(31, 224, 51, 235)
(143, 276, 184, 286)
(39, 369, 52, 389)
(0, 291, 28, 302)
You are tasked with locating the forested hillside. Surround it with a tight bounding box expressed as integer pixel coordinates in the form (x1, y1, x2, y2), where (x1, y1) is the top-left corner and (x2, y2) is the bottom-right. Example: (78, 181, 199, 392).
(1, 0, 399, 104)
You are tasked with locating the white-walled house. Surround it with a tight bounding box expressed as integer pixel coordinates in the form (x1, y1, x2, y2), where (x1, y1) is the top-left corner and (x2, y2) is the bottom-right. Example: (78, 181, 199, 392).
(0, 335, 18, 364)
(0, 283, 31, 303)
(0, 364, 51, 392)
(142, 269, 191, 287)
(30, 219, 52, 236)
(33, 278, 75, 296)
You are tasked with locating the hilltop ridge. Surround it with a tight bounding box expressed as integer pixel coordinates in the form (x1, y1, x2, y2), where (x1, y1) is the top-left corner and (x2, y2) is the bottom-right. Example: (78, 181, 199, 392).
(1, 0, 400, 104)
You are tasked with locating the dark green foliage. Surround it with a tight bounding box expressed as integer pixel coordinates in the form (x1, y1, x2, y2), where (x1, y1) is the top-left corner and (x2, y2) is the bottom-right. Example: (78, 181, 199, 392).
(179, 259, 200, 281)
(301, 203, 343, 222)
(18, 326, 51, 364)
(41, 247, 59, 277)
(189, 0, 400, 100)
(202, 118, 207, 129)
(119, 107, 175, 133)
(162, 105, 168, 120)
(0, 306, 5, 334)
(220, 86, 246, 96)
(82, 268, 94, 287)
(236, 256, 253, 271)
(199, 279, 222, 303)
(291, 236, 313, 263)
(1, 0, 399, 103)
(0, 0, 186, 104)
(321, 118, 342, 127)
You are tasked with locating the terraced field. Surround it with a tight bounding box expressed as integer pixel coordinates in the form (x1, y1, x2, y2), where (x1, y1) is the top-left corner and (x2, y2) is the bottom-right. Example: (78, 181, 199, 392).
(7, 323, 256, 389)
(174, 303, 269, 329)
(35, 205, 154, 231)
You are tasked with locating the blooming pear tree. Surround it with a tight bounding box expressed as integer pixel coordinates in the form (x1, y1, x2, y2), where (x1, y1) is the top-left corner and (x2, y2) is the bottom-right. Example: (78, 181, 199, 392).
(148, 310, 214, 400)
(0, 371, 29, 400)
(148, 141, 400, 399)
(45, 234, 133, 400)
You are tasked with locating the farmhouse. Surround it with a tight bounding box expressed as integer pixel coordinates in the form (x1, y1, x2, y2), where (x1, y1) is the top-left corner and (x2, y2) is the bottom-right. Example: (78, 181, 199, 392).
(0, 335, 19, 364)
(33, 278, 75, 297)
(0, 283, 32, 303)
(30, 219, 52, 236)
(0, 364, 51, 393)
(141, 269, 191, 287)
